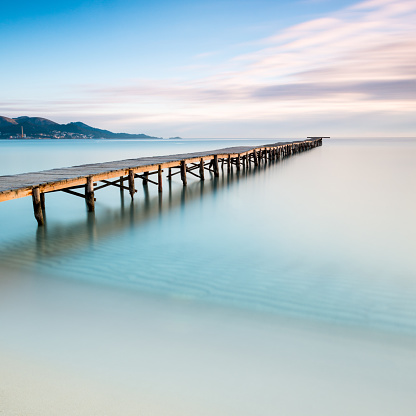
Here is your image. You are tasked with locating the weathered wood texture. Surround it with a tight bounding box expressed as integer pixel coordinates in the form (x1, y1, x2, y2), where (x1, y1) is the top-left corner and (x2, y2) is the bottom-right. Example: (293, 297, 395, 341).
(85, 176, 95, 212)
(180, 161, 187, 186)
(128, 170, 135, 199)
(158, 165, 163, 193)
(31, 187, 44, 226)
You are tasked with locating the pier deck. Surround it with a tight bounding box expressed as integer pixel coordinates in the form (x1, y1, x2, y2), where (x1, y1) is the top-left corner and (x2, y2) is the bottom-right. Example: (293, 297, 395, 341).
(0, 137, 326, 225)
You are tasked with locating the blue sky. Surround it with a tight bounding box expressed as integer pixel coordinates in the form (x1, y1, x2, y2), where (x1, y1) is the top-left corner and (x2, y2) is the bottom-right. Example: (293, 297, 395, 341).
(1, 0, 415, 137)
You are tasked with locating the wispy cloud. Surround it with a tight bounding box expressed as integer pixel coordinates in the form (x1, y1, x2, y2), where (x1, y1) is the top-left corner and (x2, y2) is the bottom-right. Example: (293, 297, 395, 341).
(96, 1, 414, 102)
(3, 0, 416, 136)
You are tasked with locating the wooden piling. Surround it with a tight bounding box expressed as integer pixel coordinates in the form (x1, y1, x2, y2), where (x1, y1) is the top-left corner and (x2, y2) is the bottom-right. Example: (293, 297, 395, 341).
(32, 187, 44, 226)
(237, 154, 241, 171)
(142, 171, 149, 186)
(119, 176, 124, 193)
(213, 155, 219, 177)
(180, 161, 187, 186)
(158, 165, 163, 193)
(85, 176, 95, 212)
(128, 169, 135, 199)
(253, 150, 258, 166)
(199, 158, 205, 180)
(40, 192, 45, 211)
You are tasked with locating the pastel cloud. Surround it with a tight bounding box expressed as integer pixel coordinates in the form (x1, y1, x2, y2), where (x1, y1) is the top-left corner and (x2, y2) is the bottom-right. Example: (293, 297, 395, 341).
(2, 0, 415, 136)
(95, 1, 414, 120)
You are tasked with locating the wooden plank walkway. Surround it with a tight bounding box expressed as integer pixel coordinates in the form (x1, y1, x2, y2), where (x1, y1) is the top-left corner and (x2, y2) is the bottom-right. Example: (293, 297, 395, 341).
(0, 137, 326, 225)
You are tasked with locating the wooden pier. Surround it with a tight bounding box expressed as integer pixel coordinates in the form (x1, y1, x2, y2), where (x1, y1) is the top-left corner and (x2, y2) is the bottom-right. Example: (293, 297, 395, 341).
(0, 137, 327, 226)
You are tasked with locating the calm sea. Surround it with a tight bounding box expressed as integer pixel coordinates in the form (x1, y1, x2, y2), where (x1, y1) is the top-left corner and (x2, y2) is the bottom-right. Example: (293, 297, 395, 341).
(1, 138, 416, 415)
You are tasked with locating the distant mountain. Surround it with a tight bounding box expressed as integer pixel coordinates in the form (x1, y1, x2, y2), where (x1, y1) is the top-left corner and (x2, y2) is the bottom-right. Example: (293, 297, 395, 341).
(14, 116, 59, 127)
(0, 116, 18, 127)
(0, 116, 160, 139)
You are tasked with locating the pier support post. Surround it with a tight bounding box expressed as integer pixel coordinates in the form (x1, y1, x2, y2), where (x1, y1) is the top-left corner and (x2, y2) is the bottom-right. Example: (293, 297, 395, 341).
(120, 176, 124, 193)
(40, 192, 45, 210)
(181, 161, 187, 186)
(227, 155, 231, 171)
(168, 168, 172, 180)
(199, 158, 205, 180)
(85, 176, 95, 212)
(236, 154, 241, 171)
(253, 150, 258, 166)
(213, 155, 219, 177)
(128, 169, 135, 199)
(143, 171, 149, 185)
(32, 187, 45, 226)
(158, 165, 163, 193)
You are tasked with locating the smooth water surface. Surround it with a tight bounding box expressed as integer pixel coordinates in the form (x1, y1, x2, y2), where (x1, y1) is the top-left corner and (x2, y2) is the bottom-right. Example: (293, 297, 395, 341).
(1, 138, 416, 415)
(1, 138, 415, 334)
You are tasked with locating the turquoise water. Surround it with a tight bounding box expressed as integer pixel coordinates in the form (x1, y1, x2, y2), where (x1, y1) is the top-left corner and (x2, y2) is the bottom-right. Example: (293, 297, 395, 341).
(1, 138, 416, 335)
(1, 138, 416, 415)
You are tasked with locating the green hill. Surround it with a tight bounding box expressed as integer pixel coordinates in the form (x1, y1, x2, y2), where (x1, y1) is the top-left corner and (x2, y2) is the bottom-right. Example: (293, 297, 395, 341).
(0, 116, 160, 139)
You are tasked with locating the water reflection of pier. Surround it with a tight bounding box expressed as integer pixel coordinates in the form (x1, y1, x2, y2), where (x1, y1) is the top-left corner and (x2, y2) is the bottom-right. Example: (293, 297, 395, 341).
(0, 150, 309, 272)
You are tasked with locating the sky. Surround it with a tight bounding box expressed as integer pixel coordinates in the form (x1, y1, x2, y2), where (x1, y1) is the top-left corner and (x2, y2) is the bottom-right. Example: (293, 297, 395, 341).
(1, 0, 415, 138)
